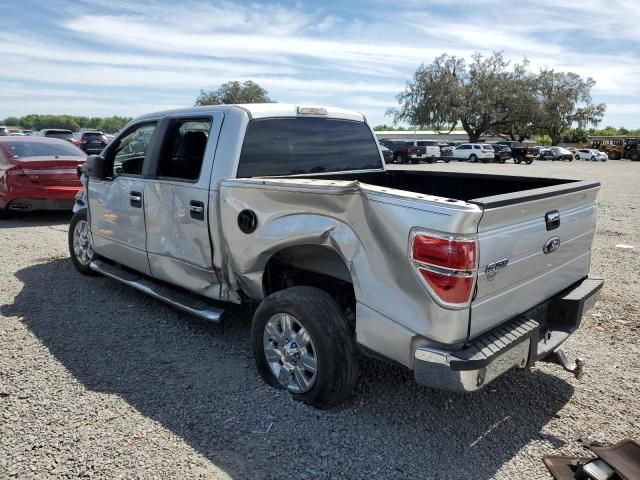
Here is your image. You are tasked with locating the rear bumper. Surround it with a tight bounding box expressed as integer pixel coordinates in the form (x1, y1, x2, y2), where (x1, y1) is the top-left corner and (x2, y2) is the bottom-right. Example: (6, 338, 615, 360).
(2, 182, 81, 210)
(414, 276, 603, 392)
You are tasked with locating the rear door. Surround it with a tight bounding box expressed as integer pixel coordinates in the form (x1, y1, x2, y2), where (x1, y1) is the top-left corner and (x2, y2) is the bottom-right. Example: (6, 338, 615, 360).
(469, 183, 600, 337)
(143, 113, 224, 298)
(89, 121, 160, 275)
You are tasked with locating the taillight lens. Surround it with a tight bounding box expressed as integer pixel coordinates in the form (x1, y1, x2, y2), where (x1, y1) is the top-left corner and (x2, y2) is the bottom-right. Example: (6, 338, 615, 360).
(410, 231, 478, 307)
(417, 270, 475, 304)
(407, 147, 413, 154)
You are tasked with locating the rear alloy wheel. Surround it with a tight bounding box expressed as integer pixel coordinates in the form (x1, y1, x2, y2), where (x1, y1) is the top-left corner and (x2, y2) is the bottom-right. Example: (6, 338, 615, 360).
(525, 158, 534, 165)
(469, 154, 478, 163)
(69, 209, 97, 275)
(252, 286, 359, 409)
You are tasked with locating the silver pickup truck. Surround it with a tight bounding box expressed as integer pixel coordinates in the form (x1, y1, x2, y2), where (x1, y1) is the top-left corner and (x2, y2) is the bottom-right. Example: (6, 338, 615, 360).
(69, 104, 603, 408)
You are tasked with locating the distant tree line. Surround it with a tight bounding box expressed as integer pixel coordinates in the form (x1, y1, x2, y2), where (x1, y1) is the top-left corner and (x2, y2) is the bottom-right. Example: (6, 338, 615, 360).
(1, 115, 132, 133)
(390, 52, 608, 145)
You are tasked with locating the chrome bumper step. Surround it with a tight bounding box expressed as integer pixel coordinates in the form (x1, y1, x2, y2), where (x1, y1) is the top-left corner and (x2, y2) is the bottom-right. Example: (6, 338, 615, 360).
(90, 259, 224, 322)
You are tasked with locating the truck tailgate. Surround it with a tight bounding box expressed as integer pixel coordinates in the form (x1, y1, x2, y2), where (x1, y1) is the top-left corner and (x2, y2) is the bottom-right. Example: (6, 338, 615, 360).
(469, 181, 600, 338)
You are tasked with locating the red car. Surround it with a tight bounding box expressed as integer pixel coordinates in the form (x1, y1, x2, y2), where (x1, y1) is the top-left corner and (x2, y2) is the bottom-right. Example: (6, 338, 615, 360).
(0, 137, 86, 214)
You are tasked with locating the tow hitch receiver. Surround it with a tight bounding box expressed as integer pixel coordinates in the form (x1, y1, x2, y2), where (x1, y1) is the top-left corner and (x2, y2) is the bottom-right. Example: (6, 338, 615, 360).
(544, 349, 585, 380)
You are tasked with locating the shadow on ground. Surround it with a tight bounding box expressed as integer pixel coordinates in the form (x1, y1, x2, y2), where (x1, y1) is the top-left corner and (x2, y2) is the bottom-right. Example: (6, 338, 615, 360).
(3, 259, 574, 479)
(0, 211, 73, 229)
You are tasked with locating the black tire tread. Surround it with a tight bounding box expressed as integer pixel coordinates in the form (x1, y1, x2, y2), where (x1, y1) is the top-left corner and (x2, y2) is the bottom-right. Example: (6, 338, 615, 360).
(68, 209, 97, 276)
(252, 286, 359, 409)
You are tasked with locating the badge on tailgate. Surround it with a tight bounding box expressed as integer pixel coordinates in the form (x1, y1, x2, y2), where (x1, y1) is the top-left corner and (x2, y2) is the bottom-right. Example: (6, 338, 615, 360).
(485, 258, 509, 280)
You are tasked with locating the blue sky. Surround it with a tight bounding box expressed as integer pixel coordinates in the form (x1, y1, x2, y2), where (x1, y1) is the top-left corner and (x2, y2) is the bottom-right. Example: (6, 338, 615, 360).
(2, 0, 640, 127)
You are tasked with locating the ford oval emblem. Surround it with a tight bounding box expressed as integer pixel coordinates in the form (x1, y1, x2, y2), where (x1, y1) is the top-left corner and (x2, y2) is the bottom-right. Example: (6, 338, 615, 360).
(543, 236, 561, 254)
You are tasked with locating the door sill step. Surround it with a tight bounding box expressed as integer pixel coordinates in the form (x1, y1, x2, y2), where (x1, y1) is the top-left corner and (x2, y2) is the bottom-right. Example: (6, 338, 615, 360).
(90, 259, 224, 322)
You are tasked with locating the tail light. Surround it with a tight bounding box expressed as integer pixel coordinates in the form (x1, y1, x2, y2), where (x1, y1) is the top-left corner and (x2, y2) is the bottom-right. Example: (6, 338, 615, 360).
(407, 147, 413, 154)
(409, 230, 478, 307)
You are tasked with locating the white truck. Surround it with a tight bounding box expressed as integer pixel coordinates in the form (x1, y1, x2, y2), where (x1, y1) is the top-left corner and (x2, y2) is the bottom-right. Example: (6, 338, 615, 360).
(69, 104, 603, 408)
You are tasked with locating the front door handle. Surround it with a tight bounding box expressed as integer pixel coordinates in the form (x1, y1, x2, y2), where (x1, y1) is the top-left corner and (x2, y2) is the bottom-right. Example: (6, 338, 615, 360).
(130, 191, 142, 208)
(190, 200, 205, 220)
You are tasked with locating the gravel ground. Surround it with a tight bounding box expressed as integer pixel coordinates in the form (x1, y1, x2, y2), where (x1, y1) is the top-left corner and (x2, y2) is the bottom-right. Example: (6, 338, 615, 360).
(1, 159, 639, 479)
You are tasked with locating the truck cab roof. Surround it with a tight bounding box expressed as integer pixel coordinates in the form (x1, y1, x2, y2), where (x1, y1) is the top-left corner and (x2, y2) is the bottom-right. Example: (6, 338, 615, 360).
(136, 104, 367, 123)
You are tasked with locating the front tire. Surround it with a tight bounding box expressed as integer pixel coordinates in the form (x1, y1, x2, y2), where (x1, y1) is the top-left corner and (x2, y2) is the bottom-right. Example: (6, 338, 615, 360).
(252, 286, 359, 409)
(69, 209, 97, 275)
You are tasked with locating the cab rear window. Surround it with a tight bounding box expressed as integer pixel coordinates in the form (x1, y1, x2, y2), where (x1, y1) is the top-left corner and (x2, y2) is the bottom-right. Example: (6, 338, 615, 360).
(237, 117, 382, 177)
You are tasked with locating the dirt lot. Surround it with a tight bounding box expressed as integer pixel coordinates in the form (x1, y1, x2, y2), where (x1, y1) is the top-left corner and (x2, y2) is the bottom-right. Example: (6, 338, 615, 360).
(1, 160, 639, 479)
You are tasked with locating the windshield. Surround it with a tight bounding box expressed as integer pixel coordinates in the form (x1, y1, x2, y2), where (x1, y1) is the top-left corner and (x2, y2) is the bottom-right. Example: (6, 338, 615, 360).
(237, 117, 383, 177)
(3, 141, 84, 158)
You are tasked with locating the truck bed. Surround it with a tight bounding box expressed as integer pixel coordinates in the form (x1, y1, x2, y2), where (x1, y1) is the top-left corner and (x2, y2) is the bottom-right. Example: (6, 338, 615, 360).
(307, 170, 598, 207)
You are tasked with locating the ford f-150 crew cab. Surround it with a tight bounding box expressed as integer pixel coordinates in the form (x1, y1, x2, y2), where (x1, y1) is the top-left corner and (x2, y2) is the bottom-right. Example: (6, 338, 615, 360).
(69, 104, 603, 408)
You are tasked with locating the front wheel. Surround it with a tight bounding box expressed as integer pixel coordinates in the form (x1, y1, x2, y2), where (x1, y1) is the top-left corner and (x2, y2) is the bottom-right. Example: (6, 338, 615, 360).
(252, 286, 359, 409)
(68, 209, 97, 275)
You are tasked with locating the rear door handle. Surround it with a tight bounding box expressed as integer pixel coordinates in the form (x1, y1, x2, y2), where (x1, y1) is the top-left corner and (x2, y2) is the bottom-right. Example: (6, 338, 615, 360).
(190, 200, 205, 220)
(130, 191, 142, 208)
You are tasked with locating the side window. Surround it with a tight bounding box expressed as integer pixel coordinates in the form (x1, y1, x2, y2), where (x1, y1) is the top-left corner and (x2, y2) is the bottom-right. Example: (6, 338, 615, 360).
(473, 145, 480, 149)
(157, 118, 211, 181)
(110, 123, 157, 178)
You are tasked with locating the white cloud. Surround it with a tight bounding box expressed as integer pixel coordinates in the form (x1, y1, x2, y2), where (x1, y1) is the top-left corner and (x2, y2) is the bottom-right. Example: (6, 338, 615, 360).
(1, 0, 639, 127)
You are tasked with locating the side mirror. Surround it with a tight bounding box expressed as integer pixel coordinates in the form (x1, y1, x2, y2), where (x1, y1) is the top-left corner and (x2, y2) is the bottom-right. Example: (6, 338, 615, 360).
(85, 155, 110, 180)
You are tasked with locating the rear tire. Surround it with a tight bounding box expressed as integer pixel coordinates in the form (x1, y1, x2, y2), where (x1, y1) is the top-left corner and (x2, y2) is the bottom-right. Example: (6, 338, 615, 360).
(631, 151, 640, 161)
(525, 158, 533, 165)
(609, 151, 621, 160)
(69, 209, 97, 276)
(469, 154, 477, 163)
(252, 286, 359, 409)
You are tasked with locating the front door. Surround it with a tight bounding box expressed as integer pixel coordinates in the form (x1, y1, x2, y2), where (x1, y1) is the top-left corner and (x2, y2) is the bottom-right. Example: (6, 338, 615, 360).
(89, 121, 160, 275)
(143, 114, 225, 299)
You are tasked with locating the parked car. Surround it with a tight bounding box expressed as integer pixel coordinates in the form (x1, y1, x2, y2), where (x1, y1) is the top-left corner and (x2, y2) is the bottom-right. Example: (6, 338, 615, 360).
(537, 148, 553, 160)
(73, 130, 109, 154)
(490, 144, 512, 163)
(0, 126, 9, 136)
(495, 141, 534, 164)
(451, 143, 494, 162)
(549, 147, 574, 161)
(379, 145, 393, 163)
(69, 104, 603, 408)
(378, 139, 444, 164)
(439, 143, 454, 160)
(10, 132, 26, 136)
(0, 137, 86, 214)
(575, 149, 607, 162)
(37, 129, 75, 142)
(411, 140, 442, 163)
(378, 139, 409, 163)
